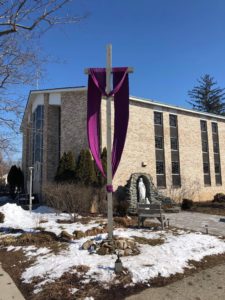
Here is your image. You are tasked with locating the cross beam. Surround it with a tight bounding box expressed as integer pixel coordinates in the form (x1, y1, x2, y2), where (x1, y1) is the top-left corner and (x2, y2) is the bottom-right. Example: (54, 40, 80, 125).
(84, 67, 134, 74)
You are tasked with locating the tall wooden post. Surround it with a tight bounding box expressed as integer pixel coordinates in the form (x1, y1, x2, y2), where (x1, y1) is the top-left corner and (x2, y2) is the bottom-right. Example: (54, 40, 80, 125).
(106, 44, 113, 240)
(85, 45, 133, 241)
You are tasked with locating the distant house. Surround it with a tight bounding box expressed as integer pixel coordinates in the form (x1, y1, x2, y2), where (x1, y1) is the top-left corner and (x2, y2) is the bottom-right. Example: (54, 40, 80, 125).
(0, 173, 7, 186)
(21, 86, 225, 201)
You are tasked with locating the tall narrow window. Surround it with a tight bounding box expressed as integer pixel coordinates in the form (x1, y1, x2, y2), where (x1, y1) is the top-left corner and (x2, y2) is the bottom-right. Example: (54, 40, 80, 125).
(200, 120, 211, 186)
(154, 112, 166, 188)
(154, 112, 162, 125)
(169, 114, 181, 187)
(211, 122, 222, 185)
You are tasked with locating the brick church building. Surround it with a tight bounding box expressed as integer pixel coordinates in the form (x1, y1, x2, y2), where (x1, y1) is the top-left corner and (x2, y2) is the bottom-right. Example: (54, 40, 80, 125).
(21, 86, 225, 201)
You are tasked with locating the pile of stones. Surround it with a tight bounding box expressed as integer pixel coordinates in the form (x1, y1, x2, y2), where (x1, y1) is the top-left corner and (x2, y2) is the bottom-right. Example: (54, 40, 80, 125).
(82, 236, 140, 256)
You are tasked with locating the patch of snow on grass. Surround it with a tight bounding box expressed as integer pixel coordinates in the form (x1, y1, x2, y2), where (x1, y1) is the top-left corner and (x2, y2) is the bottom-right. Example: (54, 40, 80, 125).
(0, 203, 101, 235)
(21, 230, 225, 290)
(7, 245, 22, 251)
(70, 288, 79, 294)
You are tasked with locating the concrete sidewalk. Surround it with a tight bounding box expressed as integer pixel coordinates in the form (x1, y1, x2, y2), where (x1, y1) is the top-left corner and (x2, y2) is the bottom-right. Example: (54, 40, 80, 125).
(0, 263, 25, 300)
(165, 211, 225, 236)
(126, 263, 225, 300)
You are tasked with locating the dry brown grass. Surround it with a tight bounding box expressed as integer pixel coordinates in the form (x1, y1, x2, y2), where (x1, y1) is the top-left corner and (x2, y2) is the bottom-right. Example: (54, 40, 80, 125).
(132, 236, 165, 246)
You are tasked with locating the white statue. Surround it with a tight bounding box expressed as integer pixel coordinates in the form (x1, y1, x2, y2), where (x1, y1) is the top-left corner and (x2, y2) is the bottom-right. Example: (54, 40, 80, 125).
(145, 197, 150, 205)
(138, 178, 146, 202)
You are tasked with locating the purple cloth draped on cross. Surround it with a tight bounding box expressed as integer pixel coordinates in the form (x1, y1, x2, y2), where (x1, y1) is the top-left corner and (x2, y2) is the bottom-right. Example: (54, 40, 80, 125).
(87, 67, 129, 191)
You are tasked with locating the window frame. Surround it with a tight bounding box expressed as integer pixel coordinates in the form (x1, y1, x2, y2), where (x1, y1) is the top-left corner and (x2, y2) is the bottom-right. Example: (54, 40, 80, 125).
(200, 120, 207, 132)
(172, 161, 180, 175)
(169, 114, 177, 127)
(212, 122, 218, 134)
(203, 162, 210, 174)
(154, 112, 163, 125)
(155, 136, 163, 149)
(156, 161, 165, 175)
(170, 137, 178, 151)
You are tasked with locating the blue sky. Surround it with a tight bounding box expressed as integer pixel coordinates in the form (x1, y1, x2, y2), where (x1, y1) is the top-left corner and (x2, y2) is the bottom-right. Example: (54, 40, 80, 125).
(13, 0, 225, 160)
(34, 0, 225, 107)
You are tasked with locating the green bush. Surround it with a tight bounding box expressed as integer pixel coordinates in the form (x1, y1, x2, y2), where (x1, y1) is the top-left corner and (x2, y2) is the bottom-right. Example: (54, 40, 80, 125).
(76, 149, 97, 185)
(213, 193, 225, 203)
(7, 165, 24, 194)
(55, 151, 76, 182)
(0, 212, 5, 223)
(181, 199, 193, 210)
(113, 186, 130, 216)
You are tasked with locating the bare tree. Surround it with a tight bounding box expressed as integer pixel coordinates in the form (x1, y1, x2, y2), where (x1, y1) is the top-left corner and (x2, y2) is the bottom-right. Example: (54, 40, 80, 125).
(0, 0, 82, 37)
(0, 0, 84, 153)
(166, 169, 201, 203)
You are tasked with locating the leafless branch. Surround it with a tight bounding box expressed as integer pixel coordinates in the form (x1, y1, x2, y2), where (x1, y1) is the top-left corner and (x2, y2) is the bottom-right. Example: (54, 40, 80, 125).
(0, 0, 84, 37)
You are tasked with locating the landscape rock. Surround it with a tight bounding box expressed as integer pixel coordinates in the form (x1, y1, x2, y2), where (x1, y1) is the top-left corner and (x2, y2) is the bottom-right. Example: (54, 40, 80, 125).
(82, 240, 95, 250)
(60, 230, 73, 241)
(73, 230, 85, 239)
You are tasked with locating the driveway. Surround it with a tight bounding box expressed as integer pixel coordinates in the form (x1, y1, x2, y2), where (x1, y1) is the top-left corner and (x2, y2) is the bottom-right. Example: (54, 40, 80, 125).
(126, 263, 225, 300)
(165, 211, 225, 236)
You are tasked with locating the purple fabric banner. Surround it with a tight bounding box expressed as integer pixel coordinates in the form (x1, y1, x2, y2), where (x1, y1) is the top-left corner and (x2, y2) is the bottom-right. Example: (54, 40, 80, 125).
(87, 67, 129, 181)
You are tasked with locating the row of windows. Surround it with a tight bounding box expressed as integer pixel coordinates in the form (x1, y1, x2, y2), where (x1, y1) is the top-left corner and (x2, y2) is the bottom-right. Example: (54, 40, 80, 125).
(154, 112, 177, 127)
(155, 136, 178, 150)
(154, 112, 222, 188)
(156, 161, 180, 175)
(201, 120, 218, 134)
(202, 140, 219, 153)
(154, 112, 180, 188)
(200, 120, 222, 186)
(203, 162, 220, 175)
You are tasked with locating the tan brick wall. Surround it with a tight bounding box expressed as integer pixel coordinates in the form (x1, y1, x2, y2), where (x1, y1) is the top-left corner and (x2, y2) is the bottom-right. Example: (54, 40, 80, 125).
(101, 99, 156, 187)
(46, 106, 60, 181)
(61, 91, 88, 159)
(101, 98, 225, 201)
(22, 90, 225, 201)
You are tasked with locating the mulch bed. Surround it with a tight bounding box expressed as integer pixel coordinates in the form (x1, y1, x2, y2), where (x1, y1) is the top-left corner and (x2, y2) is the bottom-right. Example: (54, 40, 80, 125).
(188, 201, 225, 216)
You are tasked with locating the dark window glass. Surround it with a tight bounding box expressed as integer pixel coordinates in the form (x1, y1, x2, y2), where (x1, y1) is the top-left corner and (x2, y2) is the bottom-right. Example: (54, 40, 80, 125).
(157, 175, 166, 187)
(171, 137, 178, 150)
(204, 174, 211, 186)
(32, 105, 44, 163)
(169, 114, 177, 127)
(213, 142, 219, 153)
(156, 161, 164, 174)
(203, 162, 209, 174)
(172, 162, 180, 174)
(172, 175, 181, 187)
(202, 140, 208, 153)
(200, 120, 207, 132)
(215, 163, 220, 174)
(155, 136, 163, 149)
(212, 122, 218, 134)
(216, 174, 222, 185)
(154, 112, 162, 125)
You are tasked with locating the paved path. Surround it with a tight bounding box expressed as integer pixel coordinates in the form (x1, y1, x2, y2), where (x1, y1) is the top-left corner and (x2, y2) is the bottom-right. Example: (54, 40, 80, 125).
(126, 263, 225, 300)
(0, 263, 25, 300)
(165, 211, 225, 236)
